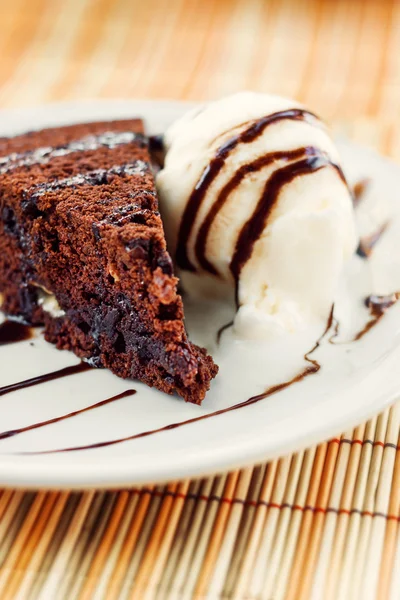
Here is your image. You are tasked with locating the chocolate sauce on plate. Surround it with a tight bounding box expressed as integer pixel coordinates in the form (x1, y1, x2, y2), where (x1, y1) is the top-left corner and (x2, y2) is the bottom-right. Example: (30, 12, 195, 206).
(329, 294, 400, 344)
(0, 362, 90, 398)
(357, 223, 388, 259)
(25, 310, 336, 454)
(329, 315, 340, 343)
(216, 320, 234, 344)
(1, 293, 397, 454)
(0, 320, 33, 345)
(353, 293, 400, 341)
(353, 178, 370, 206)
(0, 389, 136, 440)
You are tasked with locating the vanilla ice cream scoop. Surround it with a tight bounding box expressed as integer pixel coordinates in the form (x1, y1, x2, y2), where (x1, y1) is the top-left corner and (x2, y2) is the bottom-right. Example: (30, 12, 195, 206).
(157, 92, 358, 339)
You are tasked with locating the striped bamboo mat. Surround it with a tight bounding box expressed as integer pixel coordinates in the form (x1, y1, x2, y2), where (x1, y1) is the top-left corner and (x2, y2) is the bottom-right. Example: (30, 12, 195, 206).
(0, 0, 400, 598)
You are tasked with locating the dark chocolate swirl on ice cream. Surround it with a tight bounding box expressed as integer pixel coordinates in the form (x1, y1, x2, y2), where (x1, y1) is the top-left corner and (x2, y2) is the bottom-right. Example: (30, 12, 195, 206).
(194, 146, 345, 310)
(230, 153, 345, 285)
(176, 109, 321, 274)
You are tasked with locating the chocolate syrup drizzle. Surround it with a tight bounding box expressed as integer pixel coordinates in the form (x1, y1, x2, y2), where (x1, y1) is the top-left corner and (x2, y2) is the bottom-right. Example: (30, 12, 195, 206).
(357, 223, 388, 259)
(28, 161, 149, 199)
(0, 284, 397, 453)
(230, 154, 344, 286)
(176, 109, 320, 273)
(16, 310, 335, 454)
(353, 293, 400, 342)
(326, 292, 400, 345)
(0, 389, 136, 441)
(353, 178, 370, 207)
(195, 146, 331, 277)
(216, 320, 234, 344)
(0, 131, 145, 175)
(0, 320, 33, 345)
(0, 362, 90, 398)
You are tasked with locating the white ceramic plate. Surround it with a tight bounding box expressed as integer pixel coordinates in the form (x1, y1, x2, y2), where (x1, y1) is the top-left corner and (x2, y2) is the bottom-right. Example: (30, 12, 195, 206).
(0, 99, 400, 490)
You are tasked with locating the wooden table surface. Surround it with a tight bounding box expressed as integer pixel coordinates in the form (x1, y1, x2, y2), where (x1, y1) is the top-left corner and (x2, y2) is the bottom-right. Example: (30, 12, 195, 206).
(0, 1, 400, 599)
(0, 0, 398, 121)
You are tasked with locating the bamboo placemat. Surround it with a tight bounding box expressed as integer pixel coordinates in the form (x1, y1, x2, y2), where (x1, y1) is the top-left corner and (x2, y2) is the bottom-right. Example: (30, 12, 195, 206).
(0, 0, 400, 598)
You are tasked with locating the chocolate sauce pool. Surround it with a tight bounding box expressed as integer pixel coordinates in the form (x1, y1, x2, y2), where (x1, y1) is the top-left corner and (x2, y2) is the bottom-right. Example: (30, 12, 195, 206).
(0, 320, 33, 345)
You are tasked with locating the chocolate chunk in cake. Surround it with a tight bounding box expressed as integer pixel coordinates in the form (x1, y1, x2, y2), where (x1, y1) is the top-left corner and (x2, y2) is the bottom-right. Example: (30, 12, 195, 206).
(0, 119, 217, 404)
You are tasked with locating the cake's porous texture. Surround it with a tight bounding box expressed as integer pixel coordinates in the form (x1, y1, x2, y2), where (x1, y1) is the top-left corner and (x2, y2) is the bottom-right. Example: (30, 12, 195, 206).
(0, 120, 217, 404)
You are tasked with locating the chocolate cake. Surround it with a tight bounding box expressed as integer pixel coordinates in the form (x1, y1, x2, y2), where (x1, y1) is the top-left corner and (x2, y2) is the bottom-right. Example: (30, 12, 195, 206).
(0, 119, 217, 404)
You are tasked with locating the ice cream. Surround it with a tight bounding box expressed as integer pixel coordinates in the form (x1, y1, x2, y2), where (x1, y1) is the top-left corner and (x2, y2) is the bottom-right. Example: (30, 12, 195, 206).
(156, 92, 358, 339)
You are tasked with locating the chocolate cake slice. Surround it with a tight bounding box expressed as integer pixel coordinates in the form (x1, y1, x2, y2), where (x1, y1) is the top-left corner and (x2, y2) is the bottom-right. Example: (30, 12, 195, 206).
(0, 119, 217, 404)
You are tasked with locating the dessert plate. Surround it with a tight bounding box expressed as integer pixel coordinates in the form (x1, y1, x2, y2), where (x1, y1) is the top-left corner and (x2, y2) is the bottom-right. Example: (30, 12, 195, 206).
(0, 99, 400, 489)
